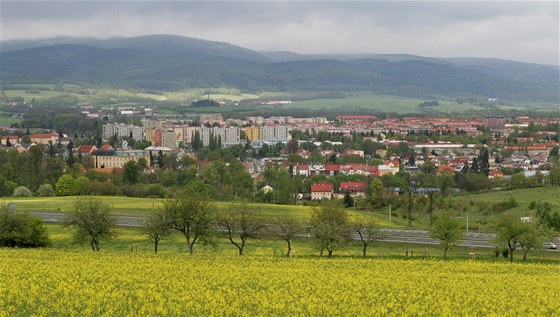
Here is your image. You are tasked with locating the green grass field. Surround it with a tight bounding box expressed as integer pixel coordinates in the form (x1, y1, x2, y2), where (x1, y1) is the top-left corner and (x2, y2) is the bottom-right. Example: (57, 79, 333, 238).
(2, 90, 70, 100)
(0, 196, 397, 226)
(0, 117, 22, 127)
(374, 187, 560, 230)
(6, 84, 548, 114)
(2, 186, 559, 232)
(283, 92, 488, 114)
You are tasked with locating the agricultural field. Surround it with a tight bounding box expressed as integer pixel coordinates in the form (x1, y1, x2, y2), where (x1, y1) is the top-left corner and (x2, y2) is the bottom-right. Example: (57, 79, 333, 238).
(4, 84, 541, 115)
(2, 89, 70, 100)
(0, 117, 22, 127)
(283, 92, 487, 114)
(0, 248, 559, 316)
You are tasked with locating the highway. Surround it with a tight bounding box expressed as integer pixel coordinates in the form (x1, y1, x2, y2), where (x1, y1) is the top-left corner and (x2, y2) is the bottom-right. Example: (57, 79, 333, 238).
(28, 210, 559, 251)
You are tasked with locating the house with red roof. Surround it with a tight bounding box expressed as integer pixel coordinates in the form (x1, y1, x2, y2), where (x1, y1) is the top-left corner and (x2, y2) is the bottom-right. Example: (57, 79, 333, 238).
(76, 145, 98, 155)
(323, 164, 341, 176)
(294, 164, 310, 177)
(436, 165, 456, 175)
(488, 170, 505, 179)
(311, 182, 334, 200)
(339, 182, 367, 198)
(1, 135, 22, 146)
(30, 133, 58, 145)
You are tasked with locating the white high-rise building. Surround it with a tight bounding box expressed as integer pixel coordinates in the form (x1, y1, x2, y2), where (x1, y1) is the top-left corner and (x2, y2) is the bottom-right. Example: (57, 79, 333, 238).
(261, 126, 290, 143)
(200, 127, 241, 147)
(103, 123, 145, 141)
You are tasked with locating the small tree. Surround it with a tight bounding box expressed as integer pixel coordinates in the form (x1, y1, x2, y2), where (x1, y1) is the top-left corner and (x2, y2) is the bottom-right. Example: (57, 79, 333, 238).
(62, 197, 116, 251)
(123, 160, 140, 184)
(37, 184, 55, 197)
(142, 210, 170, 254)
(494, 216, 526, 262)
(311, 201, 348, 258)
(429, 214, 464, 259)
(354, 219, 385, 257)
(273, 216, 306, 257)
(343, 191, 354, 208)
(163, 189, 215, 255)
(13, 186, 32, 197)
(518, 223, 548, 261)
(418, 172, 439, 226)
(366, 178, 384, 209)
(219, 203, 264, 256)
(56, 174, 76, 196)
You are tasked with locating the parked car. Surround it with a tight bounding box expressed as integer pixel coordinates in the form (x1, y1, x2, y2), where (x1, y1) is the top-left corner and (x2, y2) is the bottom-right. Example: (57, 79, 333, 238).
(543, 242, 557, 249)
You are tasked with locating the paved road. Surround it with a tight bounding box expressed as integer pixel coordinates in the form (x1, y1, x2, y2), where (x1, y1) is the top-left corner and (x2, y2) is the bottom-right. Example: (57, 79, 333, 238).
(28, 210, 559, 251)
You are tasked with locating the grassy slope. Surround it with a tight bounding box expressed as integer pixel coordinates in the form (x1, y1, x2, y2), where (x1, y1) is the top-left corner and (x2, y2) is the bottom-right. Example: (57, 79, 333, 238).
(5, 85, 544, 114)
(0, 196, 396, 226)
(2, 187, 559, 232)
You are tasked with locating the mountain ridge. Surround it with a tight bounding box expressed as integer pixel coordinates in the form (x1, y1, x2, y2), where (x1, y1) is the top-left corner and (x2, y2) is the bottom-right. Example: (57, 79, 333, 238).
(1, 35, 558, 103)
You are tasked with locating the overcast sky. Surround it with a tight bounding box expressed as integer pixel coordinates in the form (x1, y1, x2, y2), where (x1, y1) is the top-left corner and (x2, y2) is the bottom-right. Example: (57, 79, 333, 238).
(1, 1, 558, 65)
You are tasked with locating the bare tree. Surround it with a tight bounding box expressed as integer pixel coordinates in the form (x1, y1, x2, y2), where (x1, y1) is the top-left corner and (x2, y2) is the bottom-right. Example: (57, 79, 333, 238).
(273, 216, 306, 257)
(163, 190, 215, 255)
(354, 219, 385, 257)
(142, 210, 170, 254)
(219, 203, 265, 256)
(63, 197, 116, 251)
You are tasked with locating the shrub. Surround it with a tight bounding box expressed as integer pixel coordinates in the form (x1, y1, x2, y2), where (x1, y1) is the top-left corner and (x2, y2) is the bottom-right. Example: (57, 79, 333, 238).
(74, 176, 91, 195)
(0, 204, 50, 247)
(501, 248, 509, 259)
(37, 184, 55, 197)
(148, 184, 166, 198)
(528, 200, 537, 210)
(13, 186, 32, 197)
(491, 198, 518, 213)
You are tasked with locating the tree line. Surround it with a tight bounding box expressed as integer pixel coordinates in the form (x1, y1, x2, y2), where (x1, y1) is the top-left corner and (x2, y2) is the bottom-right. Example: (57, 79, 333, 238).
(43, 195, 556, 262)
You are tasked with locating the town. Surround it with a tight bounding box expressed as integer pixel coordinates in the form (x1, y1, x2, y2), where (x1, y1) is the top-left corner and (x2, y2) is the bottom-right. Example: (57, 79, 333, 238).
(1, 108, 558, 203)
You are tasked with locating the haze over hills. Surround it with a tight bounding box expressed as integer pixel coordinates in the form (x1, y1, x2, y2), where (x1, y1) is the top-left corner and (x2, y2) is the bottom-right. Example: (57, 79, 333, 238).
(1, 34, 558, 103)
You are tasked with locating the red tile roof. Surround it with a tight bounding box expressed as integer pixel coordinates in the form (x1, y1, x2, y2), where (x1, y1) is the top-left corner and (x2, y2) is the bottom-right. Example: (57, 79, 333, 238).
(76, 145, 97, 153)
(437, 165, 455, 174)
(339, 182, 367, 192)
(30, 133, 58, 139)
(489, 170, 505, 177)
(324, 164, 341, 172)
(311, 182, 334, 193)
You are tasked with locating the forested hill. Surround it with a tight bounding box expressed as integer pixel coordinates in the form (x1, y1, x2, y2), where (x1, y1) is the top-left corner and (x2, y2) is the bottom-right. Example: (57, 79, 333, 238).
(1, 35, 558, 103)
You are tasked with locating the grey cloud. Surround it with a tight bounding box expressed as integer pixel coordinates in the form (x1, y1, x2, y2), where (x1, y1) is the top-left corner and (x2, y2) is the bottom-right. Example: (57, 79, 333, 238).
(1, 1, 558, 65)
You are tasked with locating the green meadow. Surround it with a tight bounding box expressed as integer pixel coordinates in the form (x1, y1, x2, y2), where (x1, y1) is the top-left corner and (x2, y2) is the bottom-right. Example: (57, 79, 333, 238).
(4, 84, 541, 115)
(2, 187, 559, 231)
(0, 196, 396, 226)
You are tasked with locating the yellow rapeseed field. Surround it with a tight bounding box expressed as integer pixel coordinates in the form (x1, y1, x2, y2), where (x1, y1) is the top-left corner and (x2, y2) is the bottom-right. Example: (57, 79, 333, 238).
(0, 249, 558, 316)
